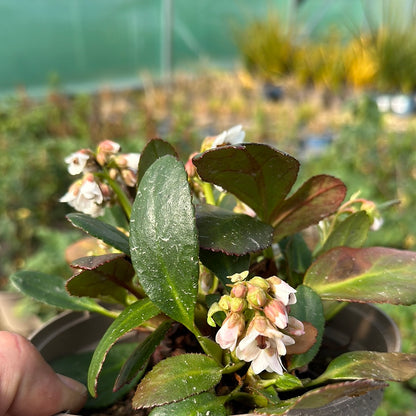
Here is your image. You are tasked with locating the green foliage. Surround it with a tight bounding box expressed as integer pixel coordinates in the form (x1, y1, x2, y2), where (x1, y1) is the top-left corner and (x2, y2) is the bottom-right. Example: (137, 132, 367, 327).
(130, 156, 199, 331)
(88, 299, 160, 396)
(132, 354, 222, 409)
(300, 96, 416, 250)
(0, 134, 85, 278)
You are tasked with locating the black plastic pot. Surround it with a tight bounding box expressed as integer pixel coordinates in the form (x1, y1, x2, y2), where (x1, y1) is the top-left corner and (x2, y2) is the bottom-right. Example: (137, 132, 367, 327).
(285, 302, 400, 416)
(30, 303, 400, 416)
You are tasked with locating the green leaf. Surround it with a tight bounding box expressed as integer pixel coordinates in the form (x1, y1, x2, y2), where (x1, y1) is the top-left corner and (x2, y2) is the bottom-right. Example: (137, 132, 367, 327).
(148, 392, 227, 416)
(304, 246, 416, 304)
(288, 285, 325, 370)
(273, 373, 304, 391)
(196, 204, 273, 255)
(137, 138, 178, 187)
(67, 213, 130, 255)
(311, 351, 416, 386)
(130, 155, 199, 330)
(67, 254, 135, 303)
(272, 175, 347, 241)
(279, 233, 312, 287)
(114, 320, 172, 391)
(320, 211, 371, 253)
(10, 270, 108, 314)
(88, 299, 160, 396)
(258, 380, 386, 414)
(199, 249, 250, 288)
(51, 343, 141, 409)
(193, 143, 299, 223)
(132, 354, 222, 409)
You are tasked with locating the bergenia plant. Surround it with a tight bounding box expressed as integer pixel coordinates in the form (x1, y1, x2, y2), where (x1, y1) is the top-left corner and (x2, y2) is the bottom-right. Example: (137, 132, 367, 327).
(11, 126, 416, 415)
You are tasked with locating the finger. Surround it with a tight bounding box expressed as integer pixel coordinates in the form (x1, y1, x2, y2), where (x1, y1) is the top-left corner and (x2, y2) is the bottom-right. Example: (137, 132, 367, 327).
(0, 331, 87, 416)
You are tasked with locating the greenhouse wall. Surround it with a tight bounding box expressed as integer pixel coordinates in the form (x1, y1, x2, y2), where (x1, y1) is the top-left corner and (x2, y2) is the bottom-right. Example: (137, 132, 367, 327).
(0, 0, 365, 97)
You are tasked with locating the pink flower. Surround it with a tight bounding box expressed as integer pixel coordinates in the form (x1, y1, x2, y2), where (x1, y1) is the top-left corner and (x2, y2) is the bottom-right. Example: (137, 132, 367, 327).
(286, 316, 305, 337)
(235, 316, 294, 375)
(264, 299, 288, 329)
(211, 125, 246, 148)
(266, 276, 297, 305)
(215, 313, 245, 352)
(60, 174, 104, 217)
(116, 153, 141, 171)
(64, 150, 91, 175)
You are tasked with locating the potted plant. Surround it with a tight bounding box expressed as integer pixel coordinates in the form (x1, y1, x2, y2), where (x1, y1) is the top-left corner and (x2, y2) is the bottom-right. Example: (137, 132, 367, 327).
(11, 127, 416, 415)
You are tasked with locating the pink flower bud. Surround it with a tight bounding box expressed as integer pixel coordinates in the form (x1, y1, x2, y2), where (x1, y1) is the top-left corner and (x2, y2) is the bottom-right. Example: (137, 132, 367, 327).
(185, 153, 198, 177)
(246, 285, 267, 309)
(230, 297, 247, 313)
(121, 169, 138, 187)
(264, 299, 288, 329)
(96, 140, 121, 165)
(231, 283, 247, 298)
(98, 140, 121, 153)
(248, 276, 270, 291)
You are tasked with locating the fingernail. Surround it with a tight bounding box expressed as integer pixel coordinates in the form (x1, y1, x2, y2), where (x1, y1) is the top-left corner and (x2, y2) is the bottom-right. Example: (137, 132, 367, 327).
(57, 373, 88, 396)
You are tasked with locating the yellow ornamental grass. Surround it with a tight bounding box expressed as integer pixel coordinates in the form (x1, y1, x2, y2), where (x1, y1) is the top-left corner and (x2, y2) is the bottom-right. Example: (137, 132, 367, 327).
(345, 36, 377, 90)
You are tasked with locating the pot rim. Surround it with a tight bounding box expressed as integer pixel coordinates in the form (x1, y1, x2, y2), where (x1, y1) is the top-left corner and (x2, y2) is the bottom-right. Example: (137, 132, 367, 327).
(31, 304, 401, 416)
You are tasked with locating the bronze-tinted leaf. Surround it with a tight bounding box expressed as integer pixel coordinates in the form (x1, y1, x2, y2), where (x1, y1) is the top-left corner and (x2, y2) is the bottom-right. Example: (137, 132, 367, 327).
(304, 246, 416, 305)
(290, 379, 386, 410)
(67, 253, 135, 302)
(257, 380, 386, 414)
(193, 143, 299, 223)
(272, 175, 347, 241)
(311, 351, 416, 386)
(286, 321, 318, 355)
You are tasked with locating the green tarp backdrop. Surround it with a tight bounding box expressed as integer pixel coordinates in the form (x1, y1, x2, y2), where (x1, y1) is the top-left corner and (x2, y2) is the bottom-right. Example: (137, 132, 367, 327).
(0, 0, 367, 97)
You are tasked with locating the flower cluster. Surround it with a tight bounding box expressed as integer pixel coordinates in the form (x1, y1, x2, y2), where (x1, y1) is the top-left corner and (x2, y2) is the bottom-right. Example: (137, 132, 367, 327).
(209, 271, 305, 375)
(59, 140, 140, 217)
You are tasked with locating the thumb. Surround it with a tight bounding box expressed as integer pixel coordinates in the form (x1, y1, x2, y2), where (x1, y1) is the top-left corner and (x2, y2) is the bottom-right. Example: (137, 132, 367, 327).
(56, 374, 88, 413)
(0, 331, 87, 416)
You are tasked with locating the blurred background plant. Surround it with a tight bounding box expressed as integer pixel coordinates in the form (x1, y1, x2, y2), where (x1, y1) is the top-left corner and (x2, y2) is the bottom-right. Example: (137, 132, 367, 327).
(236, 0, 416, 95)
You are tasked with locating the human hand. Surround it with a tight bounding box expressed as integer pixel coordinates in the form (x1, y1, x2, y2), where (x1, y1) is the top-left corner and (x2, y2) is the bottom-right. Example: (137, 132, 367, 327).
(0, 331, 87, 416)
